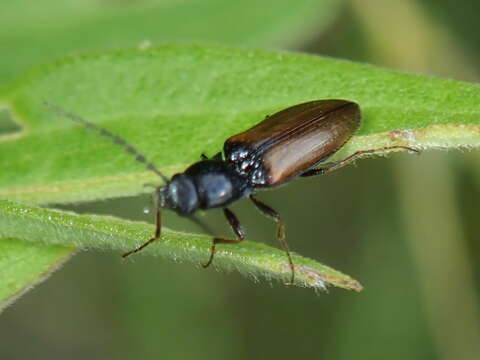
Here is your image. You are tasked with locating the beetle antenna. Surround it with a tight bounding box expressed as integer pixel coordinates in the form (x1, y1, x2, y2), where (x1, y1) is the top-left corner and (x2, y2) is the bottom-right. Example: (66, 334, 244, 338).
(44, 101, 169, 183)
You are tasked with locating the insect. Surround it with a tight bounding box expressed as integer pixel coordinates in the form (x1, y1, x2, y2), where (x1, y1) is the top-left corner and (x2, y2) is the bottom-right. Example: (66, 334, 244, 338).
(46, 100, 417, 284)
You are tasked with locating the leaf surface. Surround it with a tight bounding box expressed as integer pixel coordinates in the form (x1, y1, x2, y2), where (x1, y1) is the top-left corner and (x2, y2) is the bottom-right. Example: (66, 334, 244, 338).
(0, 199, 362, 292)
(1, 44, 479, 298)
(0, 237, 75, 313)
(1, 44, 479, 204)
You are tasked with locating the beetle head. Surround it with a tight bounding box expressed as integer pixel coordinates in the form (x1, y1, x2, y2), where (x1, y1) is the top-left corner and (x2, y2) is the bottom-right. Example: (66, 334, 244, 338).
(158, 174, 199, 215)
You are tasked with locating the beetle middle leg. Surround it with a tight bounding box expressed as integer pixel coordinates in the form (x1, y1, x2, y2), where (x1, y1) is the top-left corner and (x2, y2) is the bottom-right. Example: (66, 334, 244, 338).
(249, 195, 295, 285)
(301, 145, 419, 177)
(201, 152, 223, 161)
(202, 207, 245, 268)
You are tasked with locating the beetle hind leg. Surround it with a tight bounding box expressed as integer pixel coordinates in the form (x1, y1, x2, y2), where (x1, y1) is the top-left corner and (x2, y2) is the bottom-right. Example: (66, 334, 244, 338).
(202, 208, 245, 268)
(301, 145, 419, 177)
(249, 195, 295, 285)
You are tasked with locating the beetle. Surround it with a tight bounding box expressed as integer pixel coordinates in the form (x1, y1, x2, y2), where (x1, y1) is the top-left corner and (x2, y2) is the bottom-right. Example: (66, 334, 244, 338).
(46, 100, 417, 284)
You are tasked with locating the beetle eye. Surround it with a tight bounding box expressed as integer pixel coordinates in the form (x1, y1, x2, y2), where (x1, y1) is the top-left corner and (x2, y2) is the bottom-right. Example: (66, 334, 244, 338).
(158, 186, 168, 208)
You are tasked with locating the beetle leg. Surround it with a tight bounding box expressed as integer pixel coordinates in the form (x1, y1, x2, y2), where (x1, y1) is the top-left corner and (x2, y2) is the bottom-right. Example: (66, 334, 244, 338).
(201, 152, 222, 161)
(301, 145, 420, 177)
(212, 152, 223, 161)
(202, 208, 245, 268)
(249, 195, 295, 285)
(123, 187, 162, 258)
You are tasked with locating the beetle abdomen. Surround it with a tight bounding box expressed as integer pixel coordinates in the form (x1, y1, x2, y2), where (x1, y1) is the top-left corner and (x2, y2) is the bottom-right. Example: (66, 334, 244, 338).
(224, 100, 361, 187)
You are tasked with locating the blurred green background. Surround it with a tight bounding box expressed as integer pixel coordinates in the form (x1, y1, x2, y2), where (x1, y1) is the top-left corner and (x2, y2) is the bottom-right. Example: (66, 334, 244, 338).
(1, 0, 479, 359)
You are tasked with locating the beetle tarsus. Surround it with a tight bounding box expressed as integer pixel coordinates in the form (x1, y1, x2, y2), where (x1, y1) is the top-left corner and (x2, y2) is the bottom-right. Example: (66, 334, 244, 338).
(202, 245, 216, 268)
(122, 236, 157, 258)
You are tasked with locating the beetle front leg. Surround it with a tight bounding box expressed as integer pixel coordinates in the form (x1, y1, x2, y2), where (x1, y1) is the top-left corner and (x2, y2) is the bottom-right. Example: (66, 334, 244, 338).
(202, 208, 245, 268)
(301, 145, 419, 177)
(123, 187, 163, 258)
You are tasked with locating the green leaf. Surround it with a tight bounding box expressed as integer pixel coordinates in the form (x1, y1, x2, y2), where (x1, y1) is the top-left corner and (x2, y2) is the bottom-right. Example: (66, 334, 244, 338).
(0, 199, 362, 292)
(0, 0, 343, 307)
(0, 237, 75, 313)
(0, 0, 340, 84)
(0, 43, 479, 294)
(1, 44, 479, 204)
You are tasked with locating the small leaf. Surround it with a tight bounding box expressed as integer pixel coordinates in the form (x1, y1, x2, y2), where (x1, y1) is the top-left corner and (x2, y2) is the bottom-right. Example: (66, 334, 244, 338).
(0, 238, 75, 313)
(0, 200, 362, 291)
